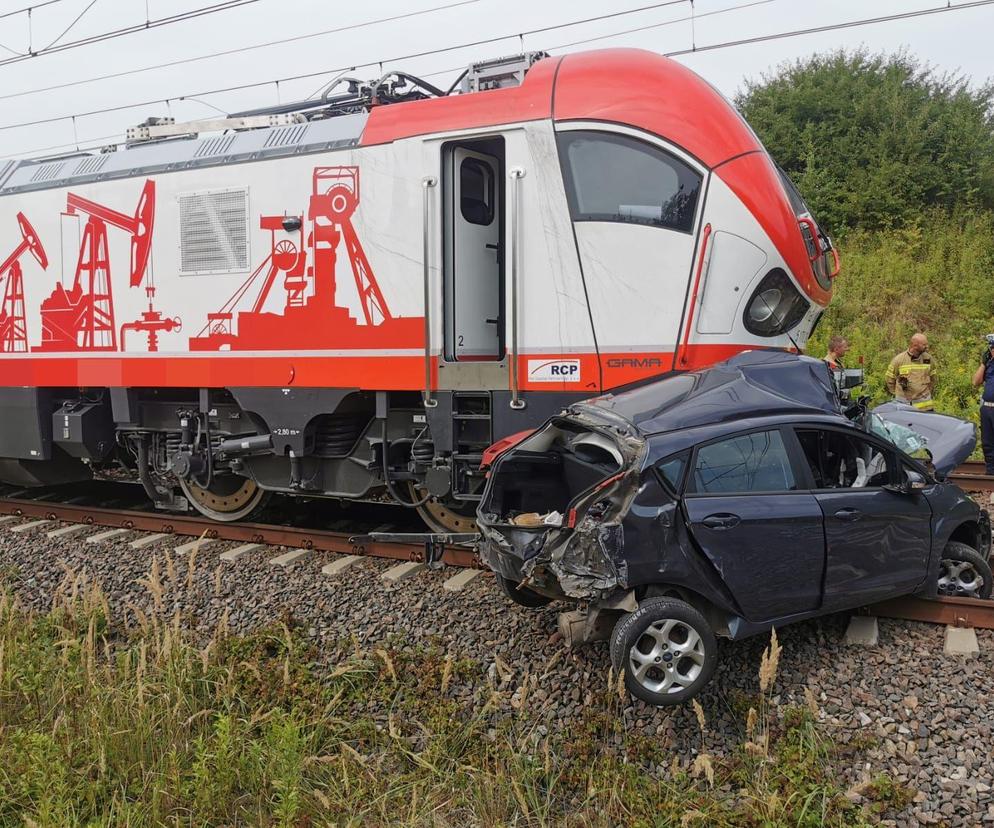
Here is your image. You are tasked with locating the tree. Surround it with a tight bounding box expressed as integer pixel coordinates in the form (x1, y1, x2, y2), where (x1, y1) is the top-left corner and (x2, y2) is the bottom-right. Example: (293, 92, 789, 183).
(736, 50, 994, 234)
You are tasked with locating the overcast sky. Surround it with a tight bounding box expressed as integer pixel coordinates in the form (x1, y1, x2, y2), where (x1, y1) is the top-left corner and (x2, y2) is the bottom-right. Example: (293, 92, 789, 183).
(0, 0, 991, 159)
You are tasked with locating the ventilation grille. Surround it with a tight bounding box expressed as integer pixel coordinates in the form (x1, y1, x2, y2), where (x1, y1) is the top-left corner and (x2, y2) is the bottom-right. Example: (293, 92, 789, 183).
(30, 161, 66, 182)
(263, 124, 309, 149)
(0, 160, 17, 188)
(73, 155, 110, 175)
(194, 134, 236, 158)
(178, 188, 250, 274)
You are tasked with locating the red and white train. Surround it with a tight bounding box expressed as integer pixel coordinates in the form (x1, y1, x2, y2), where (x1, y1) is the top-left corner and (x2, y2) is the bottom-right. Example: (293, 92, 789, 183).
(0, 48, 837, 530)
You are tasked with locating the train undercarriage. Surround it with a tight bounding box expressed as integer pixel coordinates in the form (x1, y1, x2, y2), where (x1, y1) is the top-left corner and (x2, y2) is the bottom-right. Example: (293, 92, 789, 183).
(0, 385, 580, 532)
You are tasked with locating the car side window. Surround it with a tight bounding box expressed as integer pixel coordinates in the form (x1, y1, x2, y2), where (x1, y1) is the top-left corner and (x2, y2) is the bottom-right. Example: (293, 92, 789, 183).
(796, 429, 892, 489)
(691, 430, 796, 494)
(655, 452, 689, 494)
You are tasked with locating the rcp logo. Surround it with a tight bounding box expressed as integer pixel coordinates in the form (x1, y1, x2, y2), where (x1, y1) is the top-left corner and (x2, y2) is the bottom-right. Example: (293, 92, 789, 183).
(528, 358, 581, 383)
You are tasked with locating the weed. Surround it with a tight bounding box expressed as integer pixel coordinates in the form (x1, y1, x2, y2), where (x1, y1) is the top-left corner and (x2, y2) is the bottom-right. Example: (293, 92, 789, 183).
(0, 573, 899, 826)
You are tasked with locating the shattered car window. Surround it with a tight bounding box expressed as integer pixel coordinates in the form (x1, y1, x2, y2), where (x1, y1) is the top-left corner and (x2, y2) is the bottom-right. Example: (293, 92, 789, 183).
(692, 430, 796, 494)
(867, 414, 931, 461)
(796, 429, 891, 489)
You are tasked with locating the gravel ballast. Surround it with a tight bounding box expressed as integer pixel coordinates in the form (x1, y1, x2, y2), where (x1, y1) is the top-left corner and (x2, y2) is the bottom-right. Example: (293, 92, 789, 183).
(2, 520, 993, 827)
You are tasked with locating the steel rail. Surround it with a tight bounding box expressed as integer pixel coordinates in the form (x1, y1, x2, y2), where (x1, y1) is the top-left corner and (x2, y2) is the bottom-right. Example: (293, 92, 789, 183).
(950, 460, 994, 493)
(0, 495, 479, 568)
(866, 594, 994, 631)
(3, 488, 991, 626)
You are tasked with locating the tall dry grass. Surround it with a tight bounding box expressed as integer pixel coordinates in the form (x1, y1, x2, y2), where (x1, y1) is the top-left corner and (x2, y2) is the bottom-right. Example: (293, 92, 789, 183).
(0, 567, 900, 826)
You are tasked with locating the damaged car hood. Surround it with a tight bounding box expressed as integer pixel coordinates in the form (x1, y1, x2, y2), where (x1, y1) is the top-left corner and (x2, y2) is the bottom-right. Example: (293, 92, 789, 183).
(871, 402, 976, 476)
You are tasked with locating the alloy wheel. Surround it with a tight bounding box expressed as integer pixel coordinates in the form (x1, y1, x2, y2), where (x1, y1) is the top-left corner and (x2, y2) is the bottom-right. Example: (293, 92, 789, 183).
(628, 617, 707, 695)
(938, 558, 985, 598)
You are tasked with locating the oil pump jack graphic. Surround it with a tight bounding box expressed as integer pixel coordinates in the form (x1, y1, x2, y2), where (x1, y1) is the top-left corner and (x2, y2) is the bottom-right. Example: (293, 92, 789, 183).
(35, 180, 179, 352)
(189, 165, 422, 351)
(0, 213, 48, 353)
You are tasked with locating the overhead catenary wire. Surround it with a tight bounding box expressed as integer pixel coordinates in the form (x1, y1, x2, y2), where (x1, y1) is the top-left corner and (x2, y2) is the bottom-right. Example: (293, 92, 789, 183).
(38, 0, 99, 51)
(0, 0, 262, 68)
(0, 0, 483, 104)
(548, 0, 773, 51)
(0, 0, 724, 135)
(5, 0, 994, 155)
(0, 0, 66, 21)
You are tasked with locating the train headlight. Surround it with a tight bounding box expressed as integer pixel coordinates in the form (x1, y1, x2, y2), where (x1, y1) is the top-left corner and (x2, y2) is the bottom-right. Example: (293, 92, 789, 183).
(743, 269, 809, 337)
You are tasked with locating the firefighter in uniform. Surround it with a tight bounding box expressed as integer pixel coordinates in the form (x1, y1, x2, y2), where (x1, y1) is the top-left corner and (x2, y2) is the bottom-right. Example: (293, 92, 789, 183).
(885, 333, 935, 410)
(972, 337, 994, 474)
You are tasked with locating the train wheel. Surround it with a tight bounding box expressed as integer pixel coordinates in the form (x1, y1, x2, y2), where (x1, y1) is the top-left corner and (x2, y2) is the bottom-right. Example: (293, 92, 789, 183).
(180, 474, 270, 523)
(407, 484, 479, 534)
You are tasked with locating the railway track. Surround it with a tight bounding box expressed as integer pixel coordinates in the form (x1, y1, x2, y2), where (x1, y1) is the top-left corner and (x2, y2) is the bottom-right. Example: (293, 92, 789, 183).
(950, 460, 994, 493)
(1, 476, 993, 630)
(0, 485, 478, 569)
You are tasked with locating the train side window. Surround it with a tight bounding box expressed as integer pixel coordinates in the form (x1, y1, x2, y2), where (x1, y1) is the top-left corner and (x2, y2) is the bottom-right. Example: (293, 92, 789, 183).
(557, 130, 701, 233)
(460, 157, 495, 226)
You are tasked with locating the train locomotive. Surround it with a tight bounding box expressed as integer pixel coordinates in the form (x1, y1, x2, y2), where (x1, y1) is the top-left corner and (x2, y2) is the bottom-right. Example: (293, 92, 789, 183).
(0, 48, 837, 531)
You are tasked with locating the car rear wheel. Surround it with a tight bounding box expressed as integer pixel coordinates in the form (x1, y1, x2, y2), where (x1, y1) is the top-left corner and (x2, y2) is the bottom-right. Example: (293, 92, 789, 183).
(937, 541, 992, 599)
(610, 597, 717, 706)
(497, 574, 553, 608)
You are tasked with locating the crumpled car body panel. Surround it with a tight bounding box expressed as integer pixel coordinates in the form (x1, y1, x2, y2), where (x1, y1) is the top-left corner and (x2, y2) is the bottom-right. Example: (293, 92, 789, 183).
(477, 352, 985, 636)
(871, 402, 976, 476)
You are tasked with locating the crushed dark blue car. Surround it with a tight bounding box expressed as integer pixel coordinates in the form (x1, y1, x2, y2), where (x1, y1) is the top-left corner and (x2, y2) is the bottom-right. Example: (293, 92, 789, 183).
(477, 352, 992, 706)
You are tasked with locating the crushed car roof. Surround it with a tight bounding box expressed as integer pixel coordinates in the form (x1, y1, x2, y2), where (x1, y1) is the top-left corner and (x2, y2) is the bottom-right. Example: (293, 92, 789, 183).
(582, 351, 842, 435)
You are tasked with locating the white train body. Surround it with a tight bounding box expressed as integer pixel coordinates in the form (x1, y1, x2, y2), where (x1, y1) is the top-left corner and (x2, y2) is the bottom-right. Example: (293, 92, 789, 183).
(0, 49, 837, 526)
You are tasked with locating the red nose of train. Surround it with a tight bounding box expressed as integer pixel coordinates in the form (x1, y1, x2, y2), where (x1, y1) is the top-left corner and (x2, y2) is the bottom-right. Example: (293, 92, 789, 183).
(552, 48, 836, 309)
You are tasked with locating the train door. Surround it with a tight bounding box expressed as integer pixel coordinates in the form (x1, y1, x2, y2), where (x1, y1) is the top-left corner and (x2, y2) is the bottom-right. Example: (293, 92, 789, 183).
(442, 138, 505, 364)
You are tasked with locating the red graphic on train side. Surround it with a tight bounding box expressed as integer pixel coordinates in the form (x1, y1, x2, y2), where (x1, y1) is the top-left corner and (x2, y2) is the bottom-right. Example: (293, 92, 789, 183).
(0, 213, 48, 353)
(189, 165, 423, 351)
(33, 179, 179, 353)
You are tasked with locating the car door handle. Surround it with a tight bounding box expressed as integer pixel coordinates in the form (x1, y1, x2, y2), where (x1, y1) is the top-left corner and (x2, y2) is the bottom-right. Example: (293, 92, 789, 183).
(834, 508, 863, 522)
(701, 513, 740, 530)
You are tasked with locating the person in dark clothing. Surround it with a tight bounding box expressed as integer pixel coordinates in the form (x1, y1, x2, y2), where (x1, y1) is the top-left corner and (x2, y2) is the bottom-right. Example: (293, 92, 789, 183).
(972, 337, 994, 474)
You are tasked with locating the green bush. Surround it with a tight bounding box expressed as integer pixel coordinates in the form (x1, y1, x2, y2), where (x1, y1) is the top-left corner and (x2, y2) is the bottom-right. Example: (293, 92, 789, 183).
(737, 50, 994, 234)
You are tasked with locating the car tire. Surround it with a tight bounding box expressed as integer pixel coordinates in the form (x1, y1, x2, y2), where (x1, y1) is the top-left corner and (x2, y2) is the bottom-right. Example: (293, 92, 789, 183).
(938, 541, 993, 599)
(610, 597, 717, 706)
(497, 574, 553, 608)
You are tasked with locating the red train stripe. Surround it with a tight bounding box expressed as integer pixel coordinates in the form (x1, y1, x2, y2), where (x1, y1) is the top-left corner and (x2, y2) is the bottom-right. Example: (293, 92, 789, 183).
(0, 345, 770, 390)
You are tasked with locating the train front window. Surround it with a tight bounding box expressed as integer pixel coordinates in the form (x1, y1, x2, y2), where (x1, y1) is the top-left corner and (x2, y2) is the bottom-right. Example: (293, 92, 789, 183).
(557, 131, 702, 233)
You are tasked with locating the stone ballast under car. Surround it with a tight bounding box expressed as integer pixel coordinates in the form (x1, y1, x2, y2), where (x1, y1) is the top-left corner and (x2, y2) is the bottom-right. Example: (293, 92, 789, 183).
(477, 352, 992, 706)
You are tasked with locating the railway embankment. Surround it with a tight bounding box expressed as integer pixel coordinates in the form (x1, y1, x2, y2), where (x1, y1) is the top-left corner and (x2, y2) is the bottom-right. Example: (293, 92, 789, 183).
(1, 518, 991, 825)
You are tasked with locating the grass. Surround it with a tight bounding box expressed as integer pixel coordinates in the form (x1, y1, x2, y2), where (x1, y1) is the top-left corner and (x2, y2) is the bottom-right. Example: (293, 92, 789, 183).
(809, 209, 994, 429)
(0, 570, 909, 826)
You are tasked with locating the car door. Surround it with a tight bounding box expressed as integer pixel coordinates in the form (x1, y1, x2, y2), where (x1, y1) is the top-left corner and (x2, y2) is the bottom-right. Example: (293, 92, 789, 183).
(793, 426, 932, 607)
(682, 427, 826, 621)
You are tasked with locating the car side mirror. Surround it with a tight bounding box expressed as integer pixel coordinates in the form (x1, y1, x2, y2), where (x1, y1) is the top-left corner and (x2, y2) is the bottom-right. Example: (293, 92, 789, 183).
(886, 469, 928, 494)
